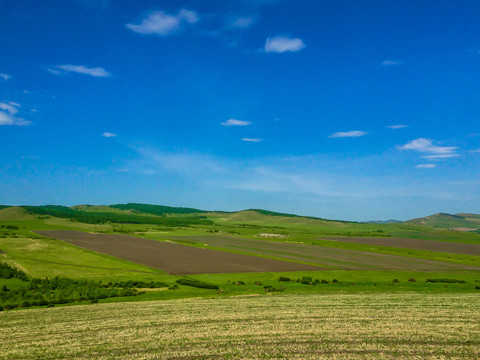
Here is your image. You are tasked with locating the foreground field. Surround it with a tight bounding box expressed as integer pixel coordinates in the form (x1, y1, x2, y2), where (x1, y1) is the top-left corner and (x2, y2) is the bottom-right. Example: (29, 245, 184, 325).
(1, 293, 479, 359)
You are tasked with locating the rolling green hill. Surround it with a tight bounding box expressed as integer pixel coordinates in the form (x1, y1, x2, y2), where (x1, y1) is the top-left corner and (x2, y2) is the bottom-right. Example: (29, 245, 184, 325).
(407, 213, 480, 231)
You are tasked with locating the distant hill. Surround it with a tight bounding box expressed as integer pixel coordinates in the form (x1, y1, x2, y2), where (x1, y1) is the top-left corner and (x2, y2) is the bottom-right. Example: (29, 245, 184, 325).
(110, 203, 208, 216)
(407, 213, 480, 231)
(364, 219, 401, 224)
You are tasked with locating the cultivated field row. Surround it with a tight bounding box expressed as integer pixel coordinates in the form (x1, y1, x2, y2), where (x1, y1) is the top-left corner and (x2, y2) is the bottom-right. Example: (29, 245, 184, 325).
(1, 293, 479, 359)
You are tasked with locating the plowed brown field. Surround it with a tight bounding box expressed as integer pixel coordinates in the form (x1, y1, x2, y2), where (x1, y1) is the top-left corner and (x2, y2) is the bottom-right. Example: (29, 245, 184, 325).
(35, 230, 321, 275)
(170, 235, 480, 271)
(319, 237, 480, 256)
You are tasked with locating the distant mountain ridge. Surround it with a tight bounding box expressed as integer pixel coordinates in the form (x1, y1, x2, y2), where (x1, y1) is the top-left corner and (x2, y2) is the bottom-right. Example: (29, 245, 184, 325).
(407, 212, 480, 231)
(0, 204, 478, 229)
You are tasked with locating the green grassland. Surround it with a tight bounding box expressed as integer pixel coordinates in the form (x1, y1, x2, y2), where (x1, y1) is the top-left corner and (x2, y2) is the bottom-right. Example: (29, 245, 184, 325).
(1, 204, 480, 307)
(2, 204, 480, 358)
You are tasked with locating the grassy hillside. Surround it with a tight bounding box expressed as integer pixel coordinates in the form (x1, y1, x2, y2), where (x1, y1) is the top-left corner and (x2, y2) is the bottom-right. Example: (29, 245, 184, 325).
(408, 213, 480, 230)
(1, 203, 480, 306)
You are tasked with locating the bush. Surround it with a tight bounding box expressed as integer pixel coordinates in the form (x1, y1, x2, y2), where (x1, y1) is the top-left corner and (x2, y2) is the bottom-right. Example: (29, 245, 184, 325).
(408, 278, 416, 282)
(321, 279, 329, 284)
(425, 278, 466, 284)
(175, 278, 219, 290)
(475, 286, 480, 290)
(278, 276, 291, 282)
(264, 285, 283, 292)
(393, 279, 399, 283)
(332, 279, 339, 283)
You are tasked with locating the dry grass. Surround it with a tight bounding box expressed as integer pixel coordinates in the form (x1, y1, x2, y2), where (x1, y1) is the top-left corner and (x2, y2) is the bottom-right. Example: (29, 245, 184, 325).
(1, 293, 479, 359)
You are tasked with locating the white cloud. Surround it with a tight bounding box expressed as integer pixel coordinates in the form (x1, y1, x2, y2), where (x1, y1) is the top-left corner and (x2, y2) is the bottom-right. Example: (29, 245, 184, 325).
(242, 138, 263, 142)
(381, 60, 402, 66)
(221, 118, 251, 126)
(0, 102, 31, 126)
(387, 124, 408, 129)
(415, 164, 436, 169)
(48, 65, 111, 77)
(398, 138, 457, 155)
(264, 36, 305, 53)
(126, 9, 198, 36)
(102, 132, 117, 138)
(421, 154, 459, 160)
(329, 131, 368, 138)
(0, 73, 11, 81)
(227, 16, 255, 30)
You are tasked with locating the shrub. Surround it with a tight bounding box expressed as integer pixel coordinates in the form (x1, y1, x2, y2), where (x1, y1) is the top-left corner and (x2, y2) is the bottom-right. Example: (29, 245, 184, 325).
(393, 279, 399, 283)
(278, 276, 291, 282)
(425, 278, 466, 284)
(175, 278, 219, 290)
(475, 286, 480, 290)
(332, 279, 339, 283)
(408, 278, 416, 282)
(237, 281, 245, 285)
(321, 279, 329, 284)
(264, 285, 283, 292)
(254, 281, 262, 286)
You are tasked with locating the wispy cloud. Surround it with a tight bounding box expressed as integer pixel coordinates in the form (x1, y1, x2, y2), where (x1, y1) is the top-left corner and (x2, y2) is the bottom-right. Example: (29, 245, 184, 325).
(221, 118, 251, 126)
(398, 138, 459, 160)
(226, 16, 255, 30)
(0, 102, 31, 126)
(264, 36, 305, 53)
(0, 73, 11, 81)
(381, 60, 402, 66)
(329, 130, 368, 138)
(242, 138, 263, 142)
(48, 65, 111, 77)
(387, 124, 408, 129)
(126, 9, 198, 36)
(416, 164, 436, 169)
(102, 132, 117, 138)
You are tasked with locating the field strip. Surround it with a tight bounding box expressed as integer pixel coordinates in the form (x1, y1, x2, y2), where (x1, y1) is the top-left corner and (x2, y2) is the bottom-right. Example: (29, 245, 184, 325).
(1, 293, 479, 359)
(319, 236, 480, 255)
(171, 235, 480, 271)
(1, 257, 164, 274)
(35, 230, 322, 274)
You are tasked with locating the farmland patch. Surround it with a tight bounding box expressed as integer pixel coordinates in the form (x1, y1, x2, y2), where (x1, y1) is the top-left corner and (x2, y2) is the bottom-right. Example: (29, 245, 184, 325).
(35, 231, 321, 275)
(171, 235, 480, 271)
(320, 236, 480, 256)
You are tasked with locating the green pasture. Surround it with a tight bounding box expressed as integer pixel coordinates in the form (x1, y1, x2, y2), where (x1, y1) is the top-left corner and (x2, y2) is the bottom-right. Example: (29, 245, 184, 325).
(1, 204, 480, 308)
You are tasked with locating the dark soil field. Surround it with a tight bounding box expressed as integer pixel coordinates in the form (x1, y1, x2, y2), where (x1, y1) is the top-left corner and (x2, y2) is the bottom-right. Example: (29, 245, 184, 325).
(171, 235, 480, 271)
(319, 237, 480, 256)
(35, 231, 321, 275)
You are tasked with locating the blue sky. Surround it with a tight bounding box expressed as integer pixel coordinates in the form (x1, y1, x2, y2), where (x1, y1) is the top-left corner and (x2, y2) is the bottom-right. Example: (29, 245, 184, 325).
(1, 0, 480, 221)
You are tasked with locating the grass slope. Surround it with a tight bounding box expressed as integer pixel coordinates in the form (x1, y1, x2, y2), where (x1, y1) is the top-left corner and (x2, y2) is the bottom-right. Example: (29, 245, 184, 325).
(408, 213, 480, 230)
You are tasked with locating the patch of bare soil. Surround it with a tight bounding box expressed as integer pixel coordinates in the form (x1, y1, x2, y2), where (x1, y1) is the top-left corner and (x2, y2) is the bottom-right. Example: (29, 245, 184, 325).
(319, 237, 480, 256)
(35, 230, 321, 275)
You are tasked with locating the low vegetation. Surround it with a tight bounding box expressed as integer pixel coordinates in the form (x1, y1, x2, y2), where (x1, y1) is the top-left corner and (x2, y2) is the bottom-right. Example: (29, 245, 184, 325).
(1, 293, 479, 359)
(175, 278, 219, 289)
